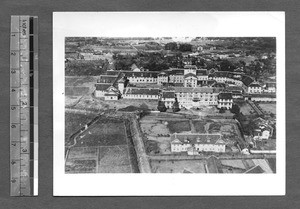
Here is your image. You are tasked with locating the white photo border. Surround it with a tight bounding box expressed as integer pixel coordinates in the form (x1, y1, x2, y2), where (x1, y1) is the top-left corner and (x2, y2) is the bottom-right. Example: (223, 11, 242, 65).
(53, 12, 285, 196)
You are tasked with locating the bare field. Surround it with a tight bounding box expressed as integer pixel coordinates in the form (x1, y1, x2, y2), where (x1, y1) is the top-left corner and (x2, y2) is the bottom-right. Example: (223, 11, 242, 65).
(65, 145, 133, 173)
(65, 86, 90, 96)
(74, 95, 158, 111)
(220, 159, 246, 170)
(65, 112, 96, 145)
(150, 160, 206, 173)
(65, 159, 97, 173)
(65, 76, 98, 94)
(192, 120, 206, 133)
(75, 120, 127, 147)
(98, 146, 132, 173)
(66, 117, 139, 173)
(167, 120, 191, 133)
(68, 147, 98, 159)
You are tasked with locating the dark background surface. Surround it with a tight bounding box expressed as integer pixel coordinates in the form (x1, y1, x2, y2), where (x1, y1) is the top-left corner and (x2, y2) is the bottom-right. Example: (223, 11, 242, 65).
(0, 0, 299, 208)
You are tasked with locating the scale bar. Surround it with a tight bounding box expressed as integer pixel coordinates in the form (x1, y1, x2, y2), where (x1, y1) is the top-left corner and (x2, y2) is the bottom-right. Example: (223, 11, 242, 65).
(10, 15, 38, 196)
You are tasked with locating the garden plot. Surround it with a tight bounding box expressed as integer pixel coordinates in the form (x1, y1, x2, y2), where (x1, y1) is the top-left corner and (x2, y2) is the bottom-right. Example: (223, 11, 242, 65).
(75, 120, 127, 147)
(68, 147, 98, 159)
(150, 160, 206, 173)
(258, 103, 276, 115)
(252, 159, 273, 173)
(140, 120, 171, 154)
(220, 159, 246, 170)
(65, 159, 97, 173)
(98, 145, 132, 173)
(65, 118, 138, 173)
(192, 120, 206, 133)
(167, 120, 191, 133)
(65, 112, 96, 145)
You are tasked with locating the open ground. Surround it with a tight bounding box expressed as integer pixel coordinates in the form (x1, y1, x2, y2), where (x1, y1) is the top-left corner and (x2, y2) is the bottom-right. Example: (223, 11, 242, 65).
(139, 113, 243, 155)
(65, 115, 139, 173)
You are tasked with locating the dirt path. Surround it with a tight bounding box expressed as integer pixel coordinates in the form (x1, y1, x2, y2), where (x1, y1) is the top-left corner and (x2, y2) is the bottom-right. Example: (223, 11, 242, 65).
(204, 122, 211, 134)
(189, 119, 196, 133)
(129, 115, 152, 173)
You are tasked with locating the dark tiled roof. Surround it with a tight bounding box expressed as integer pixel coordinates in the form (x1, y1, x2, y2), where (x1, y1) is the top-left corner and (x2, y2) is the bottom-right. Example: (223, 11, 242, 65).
(241, 75, 254, 86)
(104, 92, 118, 96)
(218, 92, 233, 100)
(98, 75, 118, 83)
(169, 69, 184, 75)
(171, 133, 224, 145)
(162, 91, 175, 99)
(123, 71, 159, 78)
(95, 83, 112, 91)
(196, 70, 208, 76)
(174, 87, 221, 94)
(226, 86, 244, 93)
(184, 73, 197, 79)
(249, 83, 262, 88)
(124, 87, 160, 95)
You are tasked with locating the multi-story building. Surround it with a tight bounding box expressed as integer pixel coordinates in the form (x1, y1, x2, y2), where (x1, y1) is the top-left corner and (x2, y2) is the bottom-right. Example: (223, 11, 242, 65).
(174, 87, 221, 108)
(94, 72, 123, 100)
(196, 70, 208, 86)
(264, 82, 276, 93)
(208, 71, 254, 90)
(170, 133, 226, 154)
(184, 73, 198, 87)
(160, 91, 176, 108)
(252, 117, 274, 140)
(248, 82, 263, 94)
(123, 87, 159, 100)
(123, 71, 158, 83)
(169, 69, 184, 83)
(157, 72, 169, 85)
(217, 92, 233, 109)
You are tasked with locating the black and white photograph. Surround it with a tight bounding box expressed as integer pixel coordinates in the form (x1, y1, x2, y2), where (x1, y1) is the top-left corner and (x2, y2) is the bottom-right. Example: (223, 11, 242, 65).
(64, 36, 277, 174)
(53, 12, 285, 196)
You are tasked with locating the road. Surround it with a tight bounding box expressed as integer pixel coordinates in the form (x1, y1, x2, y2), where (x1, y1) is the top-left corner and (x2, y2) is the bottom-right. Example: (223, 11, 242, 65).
(129, 115, 152, 173)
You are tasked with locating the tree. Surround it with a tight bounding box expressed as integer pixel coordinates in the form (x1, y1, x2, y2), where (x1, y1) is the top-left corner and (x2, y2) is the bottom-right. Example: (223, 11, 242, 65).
(219, 107, 226, 113)
(157, 101, 167, 112)
(219, 60, 235, 72)
(172, 98, 180, 112)
(165, 42, 177, 51)
(231, 104, 240, 115)
(178, 43, 192, 52)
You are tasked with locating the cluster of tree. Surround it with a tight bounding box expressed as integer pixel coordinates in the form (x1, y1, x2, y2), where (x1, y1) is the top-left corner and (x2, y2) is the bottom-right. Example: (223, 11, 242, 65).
(157, 99, 180, 113)
(164, 42, 177, 51)
(164, 42, 193, 52)
(65, 60, 108, 76)
(114, 52, 183, 71)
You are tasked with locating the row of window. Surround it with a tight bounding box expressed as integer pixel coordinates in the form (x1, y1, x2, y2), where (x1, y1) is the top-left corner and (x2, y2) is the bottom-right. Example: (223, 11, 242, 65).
(124, 94, 158, 99)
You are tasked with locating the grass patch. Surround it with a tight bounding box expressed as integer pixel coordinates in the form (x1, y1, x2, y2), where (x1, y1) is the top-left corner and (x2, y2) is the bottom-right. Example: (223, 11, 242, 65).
(75, 120, 127, 147)
(65, 159, 96, 173)
(65, 86, 90, 96)
(192, 120, 206, 133)
(65, 112, 96, 144)
(167, 120, 191, 133)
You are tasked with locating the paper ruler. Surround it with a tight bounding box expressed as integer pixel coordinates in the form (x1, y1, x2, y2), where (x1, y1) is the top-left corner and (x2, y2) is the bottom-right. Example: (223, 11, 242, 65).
(10, 16, 38, 196)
